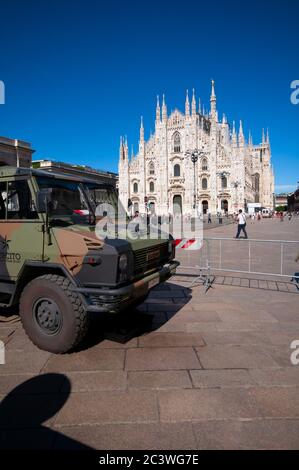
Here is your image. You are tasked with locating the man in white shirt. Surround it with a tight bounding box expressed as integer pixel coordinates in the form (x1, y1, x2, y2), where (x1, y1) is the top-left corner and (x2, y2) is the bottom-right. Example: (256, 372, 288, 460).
(235, 209, 248, 239)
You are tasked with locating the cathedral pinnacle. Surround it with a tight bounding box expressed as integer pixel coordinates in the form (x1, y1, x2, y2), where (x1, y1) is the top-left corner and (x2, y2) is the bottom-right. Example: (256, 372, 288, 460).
(156, 95, 161, 122)
(191, 88, 196, 116)
(162, 94, 167, 121)
(185, 89, 190, 116)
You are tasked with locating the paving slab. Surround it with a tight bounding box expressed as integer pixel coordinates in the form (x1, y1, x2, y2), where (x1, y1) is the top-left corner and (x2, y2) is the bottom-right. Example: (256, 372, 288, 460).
(196, 344, 280, 369)
(62, 371, 127, 392)
(125, 347, 202, 370)
(192, 419, 299, 449)
(158, 388, 262, 421)
(54, 422, 196, 450)
(54, 390, 159, 425)
(138, 332, 205, 348)
(248, 368, 299, 386)
(248, 386, 299, 417)
(190, 369, 255, 388)
(44, 348, 125, 372)
(128, 370, 192, 389)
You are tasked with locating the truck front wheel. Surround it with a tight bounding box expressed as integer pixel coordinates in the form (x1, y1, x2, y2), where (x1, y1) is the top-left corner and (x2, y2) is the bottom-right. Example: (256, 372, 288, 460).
(19, 274, 89, 353)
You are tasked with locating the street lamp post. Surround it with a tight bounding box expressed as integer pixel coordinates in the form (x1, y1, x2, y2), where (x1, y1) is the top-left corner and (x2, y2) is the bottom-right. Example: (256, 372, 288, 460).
(185, 149, 199, 211)
(185, 149, 207, 213)
(231, 180, 241, 211)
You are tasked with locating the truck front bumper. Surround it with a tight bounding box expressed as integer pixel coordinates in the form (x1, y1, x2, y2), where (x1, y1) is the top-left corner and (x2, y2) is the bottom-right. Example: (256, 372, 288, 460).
(72, 260, 180, 313)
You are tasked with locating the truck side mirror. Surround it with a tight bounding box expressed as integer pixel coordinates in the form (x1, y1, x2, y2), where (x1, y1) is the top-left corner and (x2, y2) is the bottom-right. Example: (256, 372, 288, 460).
(36, 189, 52, 213)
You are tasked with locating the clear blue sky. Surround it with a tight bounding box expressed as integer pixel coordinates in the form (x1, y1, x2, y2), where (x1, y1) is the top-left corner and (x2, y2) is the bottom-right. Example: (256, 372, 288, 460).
(0, 0, 298, 192)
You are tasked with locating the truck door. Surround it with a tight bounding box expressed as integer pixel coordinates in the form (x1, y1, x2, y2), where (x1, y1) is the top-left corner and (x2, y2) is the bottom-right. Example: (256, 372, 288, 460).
(0, 178, 44, 280)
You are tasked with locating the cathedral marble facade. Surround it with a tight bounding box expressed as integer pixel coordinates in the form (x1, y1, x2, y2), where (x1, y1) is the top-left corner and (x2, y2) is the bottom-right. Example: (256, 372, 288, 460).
(118, 81, 274, 216)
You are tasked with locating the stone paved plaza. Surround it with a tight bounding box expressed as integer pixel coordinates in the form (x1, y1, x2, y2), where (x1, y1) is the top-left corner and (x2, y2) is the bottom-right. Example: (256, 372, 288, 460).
(0, 218, 299, 449)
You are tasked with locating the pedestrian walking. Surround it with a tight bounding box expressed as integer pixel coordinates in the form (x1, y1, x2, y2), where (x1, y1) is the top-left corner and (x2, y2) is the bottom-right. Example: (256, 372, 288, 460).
(207, 210, 212, 224)
(235, 209, 248, 239)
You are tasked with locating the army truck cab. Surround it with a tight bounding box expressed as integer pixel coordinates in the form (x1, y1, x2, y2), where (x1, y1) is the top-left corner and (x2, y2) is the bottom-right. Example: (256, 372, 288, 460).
(0, 166, 178, 353)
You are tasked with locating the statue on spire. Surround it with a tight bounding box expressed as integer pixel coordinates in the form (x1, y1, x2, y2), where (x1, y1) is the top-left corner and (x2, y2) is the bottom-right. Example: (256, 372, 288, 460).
(185, 89, 190, 116)
(191, 88, 196, 116)
(210, 79, 217, 119)
(162, 94, 167, 122)
(156, 95, 161, 123)
(140, 116, 144, 142)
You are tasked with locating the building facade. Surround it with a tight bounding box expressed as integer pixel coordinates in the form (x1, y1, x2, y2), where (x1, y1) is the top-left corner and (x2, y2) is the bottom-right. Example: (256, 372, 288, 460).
(118, 81, 275, 215)
(0, 136, 34, 167)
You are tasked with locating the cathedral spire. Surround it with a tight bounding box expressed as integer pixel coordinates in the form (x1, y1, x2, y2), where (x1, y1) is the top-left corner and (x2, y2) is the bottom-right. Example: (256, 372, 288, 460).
(262, 128, 265, 144)
(198, 98, 201, 115)
(232, 121, 237, 146)
(124, 135, 128, 159)
(162, 94, 167, 122)
(238, 120, 245, 146)
(119, 136, 125, 160)
(185, 89, 190, 116)
(210, 79, 217, 118)
(266, 128, 270, 145)
(248, 130, 253, 147)
(222, 113, 227, 126)
(191, 88, 196, 116)
(140, 116, 144, 142)
(156, 95, 161, 123)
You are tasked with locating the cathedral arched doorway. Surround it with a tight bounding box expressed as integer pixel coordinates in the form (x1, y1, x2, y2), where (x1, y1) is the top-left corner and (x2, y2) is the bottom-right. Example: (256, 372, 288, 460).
(202, 200, 209, 214)
(221, 199, 228, 213)
(173, 195, 182, 215)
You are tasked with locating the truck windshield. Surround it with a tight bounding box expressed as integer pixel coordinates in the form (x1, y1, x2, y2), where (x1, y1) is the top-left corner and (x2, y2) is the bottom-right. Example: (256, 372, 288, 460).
(36, 176, 91, 226)
(36, 176, 124, 226)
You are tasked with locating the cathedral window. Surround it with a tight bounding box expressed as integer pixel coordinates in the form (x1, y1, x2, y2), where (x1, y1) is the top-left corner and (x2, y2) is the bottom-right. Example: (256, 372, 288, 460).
(133, 182, 138, 193)
(149, 181, 154, 192)
(173, 132, 181, 153)
(149, 162, 155, 175)
(202, 178, 208, 190)
(174, 164, 181, 177)
(221, 176, 227, 189)
(201, 158, 208, 171)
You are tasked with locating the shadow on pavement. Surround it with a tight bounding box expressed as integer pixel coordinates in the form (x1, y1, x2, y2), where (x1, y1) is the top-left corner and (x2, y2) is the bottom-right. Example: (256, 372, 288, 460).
(76, 281, 192, 351)
(0, 373, 93, 450)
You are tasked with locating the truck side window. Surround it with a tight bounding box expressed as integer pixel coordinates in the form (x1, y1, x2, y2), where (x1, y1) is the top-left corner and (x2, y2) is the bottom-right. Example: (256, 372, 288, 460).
(6, 180, 38, 220)
(0, 183, 6, 219)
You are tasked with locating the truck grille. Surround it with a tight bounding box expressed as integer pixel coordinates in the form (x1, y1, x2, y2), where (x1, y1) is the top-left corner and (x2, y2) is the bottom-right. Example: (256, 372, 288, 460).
(133, 242, 169, 275)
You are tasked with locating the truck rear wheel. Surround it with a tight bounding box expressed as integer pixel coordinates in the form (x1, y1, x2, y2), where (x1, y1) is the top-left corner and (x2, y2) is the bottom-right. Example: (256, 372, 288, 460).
(19, 274, 89, 353)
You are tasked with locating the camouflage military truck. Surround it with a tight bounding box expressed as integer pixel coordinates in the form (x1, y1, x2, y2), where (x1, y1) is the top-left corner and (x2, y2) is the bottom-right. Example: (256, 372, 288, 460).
(0, 166, 178, 353)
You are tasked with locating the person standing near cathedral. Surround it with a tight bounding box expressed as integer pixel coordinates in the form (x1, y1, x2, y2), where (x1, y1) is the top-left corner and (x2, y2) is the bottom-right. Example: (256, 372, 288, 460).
(235, 209, 248, 239)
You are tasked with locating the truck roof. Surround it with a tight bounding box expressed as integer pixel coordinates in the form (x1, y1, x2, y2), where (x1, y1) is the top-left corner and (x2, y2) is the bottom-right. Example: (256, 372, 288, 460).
(0, 165, 114, 188)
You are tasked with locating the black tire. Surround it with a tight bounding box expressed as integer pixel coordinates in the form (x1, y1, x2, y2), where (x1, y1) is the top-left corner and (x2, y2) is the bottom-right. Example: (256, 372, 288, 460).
(19, 274, 89, 353)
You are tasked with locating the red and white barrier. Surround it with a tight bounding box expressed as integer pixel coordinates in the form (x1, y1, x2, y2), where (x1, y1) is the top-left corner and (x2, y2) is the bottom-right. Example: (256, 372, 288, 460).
(175, 239, 203, 250)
